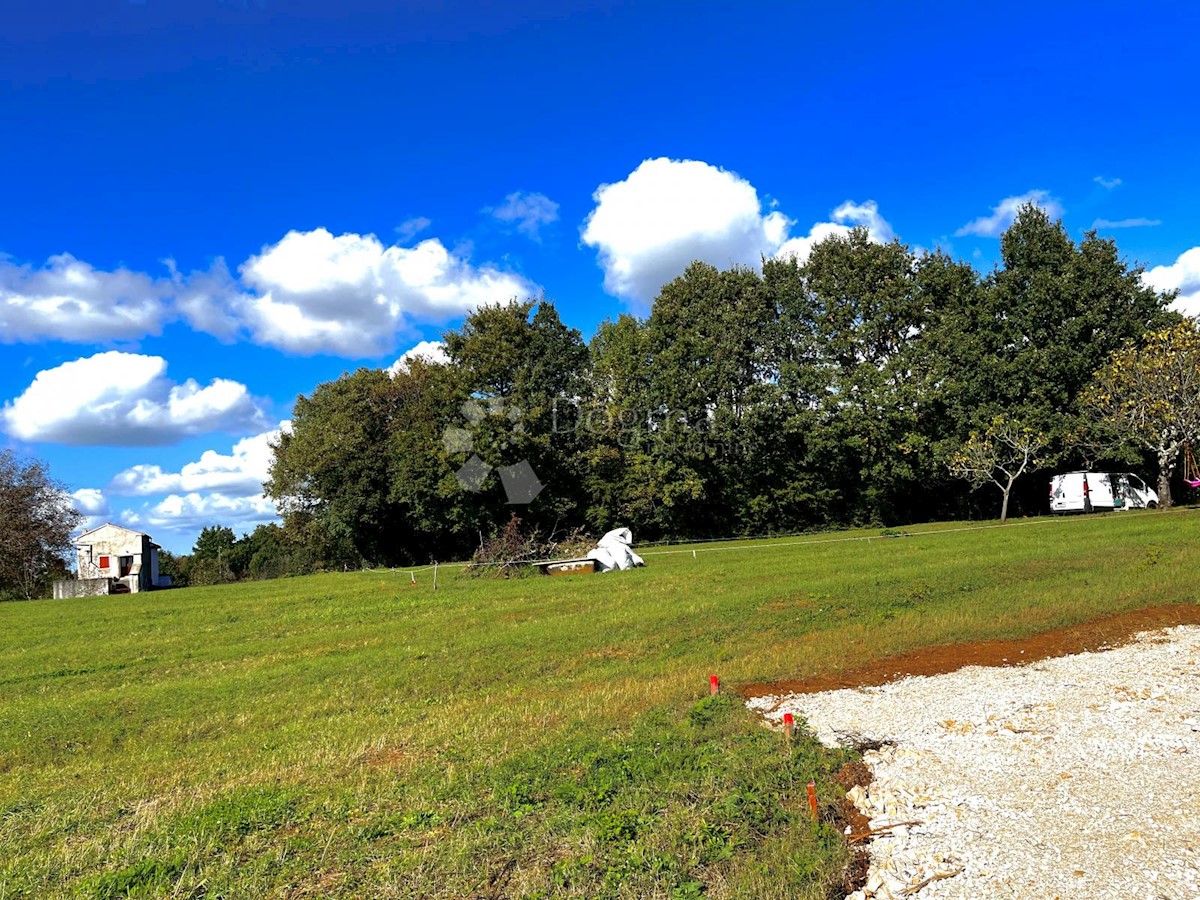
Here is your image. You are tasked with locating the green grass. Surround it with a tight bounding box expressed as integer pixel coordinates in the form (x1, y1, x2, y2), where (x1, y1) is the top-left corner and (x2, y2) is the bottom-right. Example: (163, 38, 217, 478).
(2, 511, 1198, 898)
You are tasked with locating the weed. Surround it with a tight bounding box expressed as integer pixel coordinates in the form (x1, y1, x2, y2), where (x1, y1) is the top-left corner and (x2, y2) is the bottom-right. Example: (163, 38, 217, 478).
(86, 852, 188, 900)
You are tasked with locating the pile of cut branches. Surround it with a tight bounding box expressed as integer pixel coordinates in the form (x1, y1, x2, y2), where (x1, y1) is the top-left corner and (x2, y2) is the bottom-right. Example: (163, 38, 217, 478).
(468, 515, 592, 577)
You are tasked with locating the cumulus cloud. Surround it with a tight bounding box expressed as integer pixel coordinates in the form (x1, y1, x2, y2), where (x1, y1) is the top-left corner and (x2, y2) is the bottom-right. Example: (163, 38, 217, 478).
(775, 201, 896, 263)
(581, 158, 896, 303)
(134, 492, 279, 532)
(171, 258, 243, 339)
(109, 422, 290, 497)
(955, 190, 1064, 238)
(581, 158, 792, 304)
(1094, 176, 1122, 190)
(1143, 247, 1200, 317)
(5, 222, 534, 358)
(1, 351, 268, 446)
(71, 487, 113, 534)
(385, 340, 449, 376)
(72, 487, 110, 517)
(0, 253, 170, 343)
(1091, 217, 1162, 229)
(182, 228, 534, 356)
(488, 191, 559, 239)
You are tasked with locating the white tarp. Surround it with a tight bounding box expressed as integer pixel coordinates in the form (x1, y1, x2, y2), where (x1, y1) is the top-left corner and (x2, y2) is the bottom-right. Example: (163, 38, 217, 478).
(586, 527, 646, 572)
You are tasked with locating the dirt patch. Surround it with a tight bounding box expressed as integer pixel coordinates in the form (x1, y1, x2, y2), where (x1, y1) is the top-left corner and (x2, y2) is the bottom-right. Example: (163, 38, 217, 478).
(739, 603, 1200, 699)
(359, 746, 408, 768)
(830, 760, 873, 895)
(834, 760, 872, 793)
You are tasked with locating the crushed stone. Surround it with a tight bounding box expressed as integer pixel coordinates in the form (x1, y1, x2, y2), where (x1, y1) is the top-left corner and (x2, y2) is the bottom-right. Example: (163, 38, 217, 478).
(747, 625, 1200, 899)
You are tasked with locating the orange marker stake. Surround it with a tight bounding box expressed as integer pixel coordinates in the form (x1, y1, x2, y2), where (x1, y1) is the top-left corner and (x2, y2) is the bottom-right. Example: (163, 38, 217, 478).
(782, 712, 794, 739)
(806, 781, 819, 822)
(709, 674, 719, 695)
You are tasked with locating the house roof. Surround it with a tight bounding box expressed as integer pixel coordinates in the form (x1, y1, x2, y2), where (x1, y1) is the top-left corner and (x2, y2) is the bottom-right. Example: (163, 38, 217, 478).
(74, 523, 155, 543)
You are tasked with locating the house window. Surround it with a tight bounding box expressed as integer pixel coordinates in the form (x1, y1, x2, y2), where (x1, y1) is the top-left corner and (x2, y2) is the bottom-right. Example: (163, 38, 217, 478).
(98, 555, 110, 570)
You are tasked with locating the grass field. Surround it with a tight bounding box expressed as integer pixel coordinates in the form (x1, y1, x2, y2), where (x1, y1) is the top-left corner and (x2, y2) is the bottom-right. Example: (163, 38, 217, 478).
(2, 511, 1198, 899)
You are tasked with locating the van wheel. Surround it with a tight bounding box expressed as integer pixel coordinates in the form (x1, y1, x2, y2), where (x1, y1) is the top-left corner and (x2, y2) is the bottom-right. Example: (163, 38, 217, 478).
(1147, 501, 1158, 510)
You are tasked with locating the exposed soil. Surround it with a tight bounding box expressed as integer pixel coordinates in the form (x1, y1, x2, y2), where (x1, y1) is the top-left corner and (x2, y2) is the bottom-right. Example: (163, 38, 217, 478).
(831, 760, 874, 895)
(739, 603, 1200, 700)
(359, 746, 408, 768)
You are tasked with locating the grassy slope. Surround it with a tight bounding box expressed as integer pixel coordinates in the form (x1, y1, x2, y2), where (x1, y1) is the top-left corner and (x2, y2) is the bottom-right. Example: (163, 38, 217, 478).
(1, 511, 1197, 898)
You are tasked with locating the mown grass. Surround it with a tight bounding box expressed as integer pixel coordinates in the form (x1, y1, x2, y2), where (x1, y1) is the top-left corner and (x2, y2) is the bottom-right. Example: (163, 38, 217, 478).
(1, 511, 1198, 898)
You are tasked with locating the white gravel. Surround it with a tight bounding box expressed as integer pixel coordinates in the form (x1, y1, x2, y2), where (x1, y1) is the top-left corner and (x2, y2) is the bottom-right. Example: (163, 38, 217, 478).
(747, 625, 1200, 900)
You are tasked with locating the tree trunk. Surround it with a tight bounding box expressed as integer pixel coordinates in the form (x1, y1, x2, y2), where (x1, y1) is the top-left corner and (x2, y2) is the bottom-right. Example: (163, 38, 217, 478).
(1000, 484, 1011, 523)
(1158, 447, 1175, 509)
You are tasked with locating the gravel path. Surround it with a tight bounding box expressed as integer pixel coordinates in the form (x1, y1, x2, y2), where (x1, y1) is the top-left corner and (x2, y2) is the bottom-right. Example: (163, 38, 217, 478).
(747, 626, 1200, 900)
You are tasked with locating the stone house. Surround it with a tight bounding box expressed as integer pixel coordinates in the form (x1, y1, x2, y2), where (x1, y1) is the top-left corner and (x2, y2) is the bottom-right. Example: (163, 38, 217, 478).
(53, 523, 172, 599)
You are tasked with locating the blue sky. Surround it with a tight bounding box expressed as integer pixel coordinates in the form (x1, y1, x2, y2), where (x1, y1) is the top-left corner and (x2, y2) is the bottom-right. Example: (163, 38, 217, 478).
(3, 0, 1199, 553)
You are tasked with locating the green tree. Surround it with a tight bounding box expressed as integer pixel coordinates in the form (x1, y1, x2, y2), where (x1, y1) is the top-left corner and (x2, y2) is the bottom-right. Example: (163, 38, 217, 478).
(267, 367, 407, 566)
(920, 206, 1172, 517)
(780, 230, 930, 525)
(190, 525, 236, 585)
(980, 206, 1172, 442)
(0, 450, 81, 600)
(155, 549, 189, 587)
(385, 355, 475, 558)
(238, 523, 318, 580)
(580, 313, 673, 535)
(192, 525, 235, 560)
(1081, 320, 1200, 508)
(640, 262, 783, 536)
(947, 416, 1048, 522)
(444, 299, 589, 530)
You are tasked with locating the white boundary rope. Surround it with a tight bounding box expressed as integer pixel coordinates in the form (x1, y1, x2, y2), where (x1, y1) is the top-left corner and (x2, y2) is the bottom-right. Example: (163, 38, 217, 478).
(359, 507, 1195, 578)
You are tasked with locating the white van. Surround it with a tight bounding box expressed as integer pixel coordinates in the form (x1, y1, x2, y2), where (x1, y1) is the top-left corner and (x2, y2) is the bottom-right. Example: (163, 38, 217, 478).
(1049, 472, 1158, 514)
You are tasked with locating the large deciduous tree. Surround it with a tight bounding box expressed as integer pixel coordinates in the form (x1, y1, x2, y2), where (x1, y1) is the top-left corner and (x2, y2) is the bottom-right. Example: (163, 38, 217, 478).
(445, 299, 589, 528)
(0, 450, 82, 600)
(980, 206, 1171, 441)
(267, 366, 411, 567)
(1082, 320, 1200, 508)
(641, 262, 784, 536)
(780, 229, 930, 525)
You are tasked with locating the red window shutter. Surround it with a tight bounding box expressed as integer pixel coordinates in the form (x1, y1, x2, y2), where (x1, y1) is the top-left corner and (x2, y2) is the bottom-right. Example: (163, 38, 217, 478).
(98, 556, 110, 569)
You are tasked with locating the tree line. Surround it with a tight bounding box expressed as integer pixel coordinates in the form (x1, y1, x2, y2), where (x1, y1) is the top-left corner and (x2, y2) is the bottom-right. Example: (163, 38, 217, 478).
(264, 205, 1188, 570)
(152, 523, 322, 586)
(4, 205, 1192, 597)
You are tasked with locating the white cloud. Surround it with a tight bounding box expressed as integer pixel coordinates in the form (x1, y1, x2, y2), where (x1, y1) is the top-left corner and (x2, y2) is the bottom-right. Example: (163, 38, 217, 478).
(775, 200, 895, 263)
(134, 492, 279, 533)
(1094, 176, 1122, 190)
(1091, 217, 1162, 229)
(1143, 247, 1200, 317)
(72, 488, 110, 516)
(1, 351, 268, 446)
(0, 253, 170, 343)
(488, 191, 559, 239)
(71, 487, 112, 535)
(109, 422, 289, 497)
(581, 158, 896, 303)
(954, 190, 1065, 238)
(395, 217, 433, 241)
(183, 228, 535, 356)
(386, 340, 449, 376)
(171, 258, 243, 339)
(582, 158, 790, 303)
